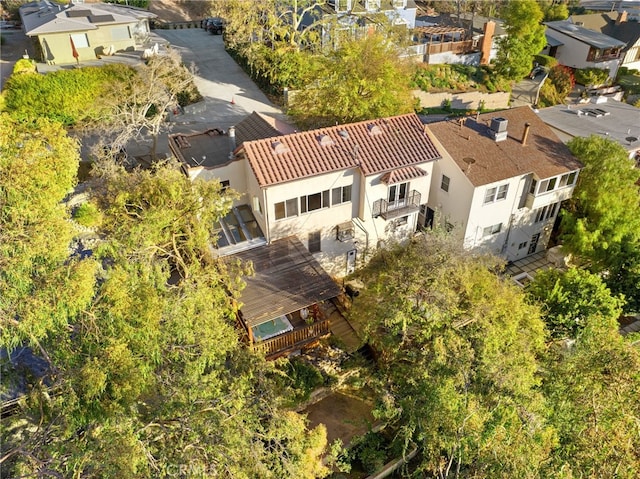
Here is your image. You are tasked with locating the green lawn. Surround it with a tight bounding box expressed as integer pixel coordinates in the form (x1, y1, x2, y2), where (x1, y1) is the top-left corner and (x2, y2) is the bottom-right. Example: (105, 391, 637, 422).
(618, 74, 640, 94)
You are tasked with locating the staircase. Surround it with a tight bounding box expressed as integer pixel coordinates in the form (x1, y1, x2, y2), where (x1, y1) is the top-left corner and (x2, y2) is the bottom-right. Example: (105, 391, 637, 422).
(322, 298, 362, 353)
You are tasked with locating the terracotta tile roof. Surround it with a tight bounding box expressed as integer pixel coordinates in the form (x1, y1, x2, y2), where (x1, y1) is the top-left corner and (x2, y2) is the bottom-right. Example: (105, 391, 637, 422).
(427, 106, 583, 186)
(241, 113, 442, 187)
(380, 165, 428, 184)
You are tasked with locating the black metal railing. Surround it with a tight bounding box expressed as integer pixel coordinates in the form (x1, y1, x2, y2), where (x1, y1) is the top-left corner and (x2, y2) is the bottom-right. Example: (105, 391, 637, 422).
(372, 191, 421, 220)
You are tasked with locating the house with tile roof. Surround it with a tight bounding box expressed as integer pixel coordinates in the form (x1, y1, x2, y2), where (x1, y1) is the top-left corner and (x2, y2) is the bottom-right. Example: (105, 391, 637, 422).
(426, 106, 582, 262)
(568, 10, 640, 72)
(171, 112, 442, 276)
(543, 20, 627, 80)
(19, 0, 155, 64)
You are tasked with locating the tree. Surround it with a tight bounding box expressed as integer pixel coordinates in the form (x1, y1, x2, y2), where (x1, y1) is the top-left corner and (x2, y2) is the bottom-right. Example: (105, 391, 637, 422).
(560, 136, 640, 268)
(96, 51, 200, 161)
(527, 267, 625, 339)
(494, 0, 547, 80)
(350, 234, 554, 477)
(540, 0, 569, 22)
(289, 34, 415, 128)
(543, 315, 640, 477)
(2, 159, 329, 478)
(0, 114, 95, 352)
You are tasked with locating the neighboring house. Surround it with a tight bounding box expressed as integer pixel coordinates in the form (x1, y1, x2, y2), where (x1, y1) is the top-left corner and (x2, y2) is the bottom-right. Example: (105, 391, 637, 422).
(302, 0, 418, 49)
(568, 10, 640, 72)
(426, 106, 583, 262)
(170, 112, 442, 277)
(543, 20, 626, 80)
(19, 0, 155, 64)
(413, 13, 505, 65)
(536, 98, 640, 160)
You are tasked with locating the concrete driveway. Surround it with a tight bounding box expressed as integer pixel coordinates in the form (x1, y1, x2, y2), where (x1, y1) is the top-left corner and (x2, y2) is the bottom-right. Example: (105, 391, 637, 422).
(154, 29, 288, 129)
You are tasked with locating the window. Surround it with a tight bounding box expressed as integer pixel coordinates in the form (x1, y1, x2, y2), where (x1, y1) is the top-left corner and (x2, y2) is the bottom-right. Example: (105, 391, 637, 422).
(70, 33, 89, 48)
(395, 216, 408, 226)
(301, 190, 329, 213)
(529, 178, 537, 195)
(388, 182, 408, 206)
(308, 231, 321, 253)
(534, 202, 559, 223)
(537, 177, 557, 194)
(274, 198, 298, 220)
(484, 183, 509, 204)
(332, 185, 352, 205)
(111, 26, 131, 41)
(220, 180, 230, 191)
(482, 223, 502, 237)
(518, 241, 528, 250)
(559, 171, 578, 187)
(441, 175, 450, 192)
(496, 184, 509, 200)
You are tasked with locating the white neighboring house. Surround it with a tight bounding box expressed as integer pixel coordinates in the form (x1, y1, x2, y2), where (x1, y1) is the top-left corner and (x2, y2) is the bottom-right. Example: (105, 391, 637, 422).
(170, 112, 442, 277)
(426, 106, 583, 262)
(543, 20, 626, 80)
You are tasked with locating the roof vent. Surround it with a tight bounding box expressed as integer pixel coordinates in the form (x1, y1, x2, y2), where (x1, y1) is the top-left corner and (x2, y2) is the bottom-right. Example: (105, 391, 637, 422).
(489, 117, 508, 142)
(317, 134, 334, 146)
(367, 124, 383, 136)
(271, 140, 290, 154)
(338, 129, 349, 139)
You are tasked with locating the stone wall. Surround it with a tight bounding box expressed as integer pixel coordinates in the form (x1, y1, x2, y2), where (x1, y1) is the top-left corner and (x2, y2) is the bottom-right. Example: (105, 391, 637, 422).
(412, 90, 510, 110)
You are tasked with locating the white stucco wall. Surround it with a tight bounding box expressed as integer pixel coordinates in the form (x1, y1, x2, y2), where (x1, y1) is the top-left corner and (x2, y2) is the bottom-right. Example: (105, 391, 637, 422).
(186, 160, 249, 205)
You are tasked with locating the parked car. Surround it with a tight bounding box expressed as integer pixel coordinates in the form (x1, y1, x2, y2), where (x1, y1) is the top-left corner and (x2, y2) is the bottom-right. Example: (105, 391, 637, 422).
(204, 17, 225, 35)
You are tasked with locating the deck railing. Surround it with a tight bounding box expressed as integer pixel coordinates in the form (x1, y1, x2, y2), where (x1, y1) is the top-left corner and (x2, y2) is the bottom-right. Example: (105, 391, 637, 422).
(253, 319, 330, 358)
(426, 39, 475, 55)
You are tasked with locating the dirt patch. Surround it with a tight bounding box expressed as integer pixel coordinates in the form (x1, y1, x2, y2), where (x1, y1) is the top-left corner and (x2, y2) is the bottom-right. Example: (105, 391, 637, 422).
(304, 391, 376, 447)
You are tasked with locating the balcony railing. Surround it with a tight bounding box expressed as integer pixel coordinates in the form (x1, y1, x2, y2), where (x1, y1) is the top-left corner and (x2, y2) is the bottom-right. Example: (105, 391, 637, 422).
(426, 39, 476, 55)
(253, 319, 330, 359)
(373, 191, 421, 220)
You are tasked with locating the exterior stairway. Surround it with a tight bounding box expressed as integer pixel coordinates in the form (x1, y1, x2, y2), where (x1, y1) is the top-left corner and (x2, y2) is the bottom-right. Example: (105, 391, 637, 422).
(322, 297, 362, 353)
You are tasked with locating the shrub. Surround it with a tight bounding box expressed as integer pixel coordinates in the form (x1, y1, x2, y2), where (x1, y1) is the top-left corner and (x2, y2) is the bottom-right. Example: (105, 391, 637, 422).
(73, 203, 102, 228)
(534, 54, 558, 68)
(12, 58, 36, 75)
(574, 67, 610, 87)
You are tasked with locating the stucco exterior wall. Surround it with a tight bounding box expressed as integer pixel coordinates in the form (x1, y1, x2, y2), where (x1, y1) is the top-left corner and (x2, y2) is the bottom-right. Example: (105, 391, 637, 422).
(187, 159, 250, 205)
(37, 23, 139, 64)
(545, 30, 621, 79)
(412, 90, 510, 110)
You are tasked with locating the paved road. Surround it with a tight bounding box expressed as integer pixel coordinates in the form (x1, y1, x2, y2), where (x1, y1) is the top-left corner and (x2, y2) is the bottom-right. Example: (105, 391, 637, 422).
(154, 29, 288, 129)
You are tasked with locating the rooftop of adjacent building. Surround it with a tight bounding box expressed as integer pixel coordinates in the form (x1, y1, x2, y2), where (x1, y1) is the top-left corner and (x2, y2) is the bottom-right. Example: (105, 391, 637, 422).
(426, 106, 582, 186)
(545, 19, 627, 49)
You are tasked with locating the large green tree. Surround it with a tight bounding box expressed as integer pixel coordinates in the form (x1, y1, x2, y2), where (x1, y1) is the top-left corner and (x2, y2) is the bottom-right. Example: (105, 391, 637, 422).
(543, 315, 640, 477)
(350, 235, 554, 478)
(0, 114, 95, 352)
(495, 0, 547, 80)
(527, 267, 625, 339)
(560, 135, 640, 310)
(289, 34, 415, 128)
(2, 159, 328, 478)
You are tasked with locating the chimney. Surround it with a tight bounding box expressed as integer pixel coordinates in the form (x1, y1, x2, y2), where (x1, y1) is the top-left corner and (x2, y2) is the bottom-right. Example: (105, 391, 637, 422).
(480, 21, 495, 65)
(616, 11, 628, 25)
(228, 126, 236, 159)
(522, 122, 531, 146)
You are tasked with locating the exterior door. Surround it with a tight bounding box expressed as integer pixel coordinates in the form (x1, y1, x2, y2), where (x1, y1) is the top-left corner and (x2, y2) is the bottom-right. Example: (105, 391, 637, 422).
(528, 233, 540, 255)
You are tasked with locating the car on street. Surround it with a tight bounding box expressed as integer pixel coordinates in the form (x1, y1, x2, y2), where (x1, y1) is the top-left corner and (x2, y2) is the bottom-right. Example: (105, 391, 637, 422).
(203, 17, 225, 35)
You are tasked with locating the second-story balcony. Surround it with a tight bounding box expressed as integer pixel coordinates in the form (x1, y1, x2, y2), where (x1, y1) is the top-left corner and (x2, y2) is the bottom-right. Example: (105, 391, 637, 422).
(373, 190, 421, 220)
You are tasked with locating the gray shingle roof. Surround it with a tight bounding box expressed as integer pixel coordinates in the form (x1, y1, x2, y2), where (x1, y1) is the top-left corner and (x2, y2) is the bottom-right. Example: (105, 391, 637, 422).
(545, 20, 627, 49)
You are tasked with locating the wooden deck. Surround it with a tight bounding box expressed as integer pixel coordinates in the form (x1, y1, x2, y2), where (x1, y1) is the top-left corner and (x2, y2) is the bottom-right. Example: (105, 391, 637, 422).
(253, 319, 331, 359)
